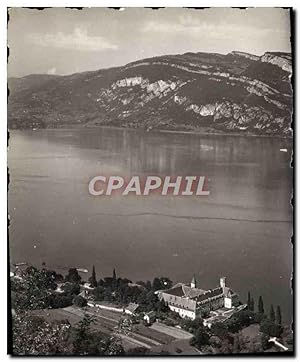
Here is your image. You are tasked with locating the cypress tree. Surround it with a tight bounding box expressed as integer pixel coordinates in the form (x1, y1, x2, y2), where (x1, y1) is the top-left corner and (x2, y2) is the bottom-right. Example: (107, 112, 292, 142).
(247, 291, 251, 309)
(269, 304, 275, 322)
(89, 265, 97, 288)
(276, 305, 282, 325)
(113, 268, 117, 281)
(250, 297, 255, 312)
(258, 296, 264, 314)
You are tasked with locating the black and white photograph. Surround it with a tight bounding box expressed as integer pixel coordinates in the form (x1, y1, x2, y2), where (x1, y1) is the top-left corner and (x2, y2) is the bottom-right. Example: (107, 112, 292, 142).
(7, 7, 293, 356)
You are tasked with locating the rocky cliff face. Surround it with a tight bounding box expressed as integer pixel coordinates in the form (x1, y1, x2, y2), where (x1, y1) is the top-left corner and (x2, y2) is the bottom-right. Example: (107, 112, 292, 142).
(261, 52, 292, 73)
(8, 51, 293, 136)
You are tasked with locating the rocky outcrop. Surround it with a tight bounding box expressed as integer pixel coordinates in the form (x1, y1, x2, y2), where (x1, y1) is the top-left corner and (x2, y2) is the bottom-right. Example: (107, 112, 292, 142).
(231, 50, 292, 73)
(112, 77, 178, 96)
(231, 51, 260, 61)
(261, 52, 292, 73)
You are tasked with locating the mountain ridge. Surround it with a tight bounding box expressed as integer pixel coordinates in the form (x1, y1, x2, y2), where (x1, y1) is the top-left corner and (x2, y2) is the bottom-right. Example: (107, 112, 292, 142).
(8, 50, 293, 136)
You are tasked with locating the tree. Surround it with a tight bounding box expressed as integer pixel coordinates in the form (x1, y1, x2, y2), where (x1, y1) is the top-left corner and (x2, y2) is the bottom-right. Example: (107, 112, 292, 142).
(73, 295, 87, 308)
(258, 296, 264, 314)
(276, 305, 282, 326)
(210, 322, 228, 338)
(71, 314, 124, 355)
(145, 281, 152, 290)
(102, 277, 114, 288)
(30, 267, 57, 290)
(260, 319, 282, 337)
(155, 299, 168, 313)
(43, 269, 64, 283)
(93, 286, 105, 301)
(225, 311, 253, 333)
(11, 267, 57, 310)
(89, 266, 97, 288)
(62, 282, 80, 296)
(71, 314, 95, 354)
(101, 336, 124, 356)
(152, 277, 172, 291)
(47, 294, 73, 309)
(250, 297, 255, 312)
(152, 278, 161, 291)
(65, 268, 81, 284)
(12, 312, 71, 355)
(247, 291, 251, 310)
(112, 268, 117, 282)
(247, 292, 255, 311)
(269, 304, 275, 322)
(190, 327, 210, 349)
(180, 317, 203, 335)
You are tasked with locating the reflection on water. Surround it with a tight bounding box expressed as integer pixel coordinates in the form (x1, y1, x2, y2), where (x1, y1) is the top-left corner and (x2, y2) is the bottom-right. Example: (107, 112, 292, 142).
(8, 128, 293, 321)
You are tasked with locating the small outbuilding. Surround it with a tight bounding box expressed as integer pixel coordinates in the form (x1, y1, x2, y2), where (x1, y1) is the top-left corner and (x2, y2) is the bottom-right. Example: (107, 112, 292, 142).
(143, 311, 156, 325)
(124, 303, 140, 315)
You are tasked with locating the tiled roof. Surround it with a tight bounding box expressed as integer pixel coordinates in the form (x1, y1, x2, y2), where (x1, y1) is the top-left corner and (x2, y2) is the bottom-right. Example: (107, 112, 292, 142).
(125, 303, 140, 313)
(164, 285, 185, 297)
(196, 287, 224, 302)
(182, 285, 206, 299)
(162, 283, 207, 299)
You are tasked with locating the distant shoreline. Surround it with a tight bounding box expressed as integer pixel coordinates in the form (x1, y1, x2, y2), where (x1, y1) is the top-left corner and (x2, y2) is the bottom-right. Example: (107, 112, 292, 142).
(9, 124, 293, 140)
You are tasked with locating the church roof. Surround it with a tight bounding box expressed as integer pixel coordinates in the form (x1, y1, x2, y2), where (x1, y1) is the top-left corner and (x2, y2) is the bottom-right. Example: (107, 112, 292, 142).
(196, 287, 223, 302)
(161, 283, 207, 299)
(183, 285, 207, 299)
(161, 292, 197, 311)
(162, 284, 185, 297)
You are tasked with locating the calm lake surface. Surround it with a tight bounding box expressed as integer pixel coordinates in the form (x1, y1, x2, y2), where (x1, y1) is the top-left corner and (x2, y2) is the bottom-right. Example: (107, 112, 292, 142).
(8, 128, 293, 321)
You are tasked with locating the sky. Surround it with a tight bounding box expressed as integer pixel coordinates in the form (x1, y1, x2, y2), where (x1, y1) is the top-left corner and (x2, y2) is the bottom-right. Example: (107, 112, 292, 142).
(7, 7, 292, 77)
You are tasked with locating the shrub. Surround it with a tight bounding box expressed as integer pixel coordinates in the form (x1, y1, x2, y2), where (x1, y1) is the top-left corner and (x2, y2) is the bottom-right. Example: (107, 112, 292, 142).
(260, 319, 283, 337)
(73, 295, 87, 308)
(190, 327, 210, 348)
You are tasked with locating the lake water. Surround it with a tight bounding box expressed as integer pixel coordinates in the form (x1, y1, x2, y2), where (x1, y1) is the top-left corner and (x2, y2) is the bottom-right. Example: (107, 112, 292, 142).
(8, 128, 293, 321)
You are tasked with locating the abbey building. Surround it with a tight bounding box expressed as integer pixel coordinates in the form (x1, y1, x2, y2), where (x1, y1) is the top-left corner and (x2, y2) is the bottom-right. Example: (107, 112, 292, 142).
(157, 276, 239, 320)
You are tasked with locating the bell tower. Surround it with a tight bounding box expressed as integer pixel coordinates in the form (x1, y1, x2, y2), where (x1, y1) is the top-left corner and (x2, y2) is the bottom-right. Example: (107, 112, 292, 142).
(220, 276, 226, 290)
(191, 275, 196, 288)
